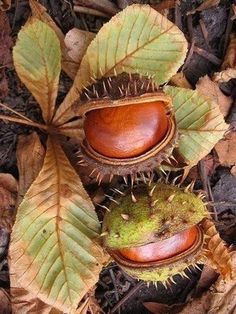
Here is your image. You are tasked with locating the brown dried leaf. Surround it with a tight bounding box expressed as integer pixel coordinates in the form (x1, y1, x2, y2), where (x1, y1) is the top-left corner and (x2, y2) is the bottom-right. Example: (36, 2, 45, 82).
(170, 72, 192, 89)
(151, 0, 178, 13)
(232, 4, 236, 19)
(214, 68, 236, 83)
(222, 33, 236, 70)
(194, 266, 219, 297)
(0, 11, 12, 66)
(201, 218, 232, 279)
(29, 0, 79, 79)
(179, 251, 236, 314)
(0, 74, 8, 98)
(0, 173, 17, 231)
(64, 28, 95, 64)
(215, 131, 236, 176)
(143, 302, 183, 314)
(196, 75, 233, 117)
(0, 288, 11, 312)
(0, 11, 13, 98)
(187, 0, 220, 15)
(11, 287, 62, 314)
(214, 33, 236, 83)
(117, 0, 142, 9)
(76, 297, 89, 314)
(0, 0, 10, 11)
(16, 132, 45, 206)
(73, 0, 119, 16)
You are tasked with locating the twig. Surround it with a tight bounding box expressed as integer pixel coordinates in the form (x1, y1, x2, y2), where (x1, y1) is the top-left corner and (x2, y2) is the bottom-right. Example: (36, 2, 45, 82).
(199, 160, 218, 221)
(193, 46, 222, 65)
(111, 281, 144, 313)
(222, 7, 233, 56)
(182, 40, 195, 70)
(0, 102, 33, 123)
(12, 0, 19, 31)
(0, 115, 48, 131)
(74, 5, 110, 18)
(208, 201, 236, 207)
(199, 19, 210, 50)
(0, 62, 13, 69)
(175, 1, 182, 31)
(109, 269, 119, 304)
(187, 14, 193, 40)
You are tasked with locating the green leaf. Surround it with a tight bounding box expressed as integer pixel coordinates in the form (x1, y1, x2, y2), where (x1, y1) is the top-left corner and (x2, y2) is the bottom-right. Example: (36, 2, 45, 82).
(13, 18, 61, 123)
(53, 4, 187, 125)
(29, 0, 86, 80)
(10, 137, 106, 312)
(164, 86, 228, 167)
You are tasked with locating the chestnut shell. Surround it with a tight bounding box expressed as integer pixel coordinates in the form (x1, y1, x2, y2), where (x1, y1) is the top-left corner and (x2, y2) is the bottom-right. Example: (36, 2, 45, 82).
(102, 183, 232, 282)
(79, 73, 177, 178)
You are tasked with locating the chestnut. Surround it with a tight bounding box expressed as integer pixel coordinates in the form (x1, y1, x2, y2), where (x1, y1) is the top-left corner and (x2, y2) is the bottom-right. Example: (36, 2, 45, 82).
(78, 73, 177, 179)
(84, 101, 169, 159)
(118, 226, 198, 262)
(102, 183, 232, 283)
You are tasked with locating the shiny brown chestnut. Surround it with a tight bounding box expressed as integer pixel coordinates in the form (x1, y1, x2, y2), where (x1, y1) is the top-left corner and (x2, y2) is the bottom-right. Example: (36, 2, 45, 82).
(102, 182, 233, 282)
(78, 73, 177, 178)
(118, 226, 198, 262)
(84, 101, 169, 158)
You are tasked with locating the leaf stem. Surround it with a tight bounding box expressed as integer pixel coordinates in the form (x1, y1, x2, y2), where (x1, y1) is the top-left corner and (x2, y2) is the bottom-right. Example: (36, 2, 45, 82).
(0, 102, 37, 123)
(0, 114, 48, 131)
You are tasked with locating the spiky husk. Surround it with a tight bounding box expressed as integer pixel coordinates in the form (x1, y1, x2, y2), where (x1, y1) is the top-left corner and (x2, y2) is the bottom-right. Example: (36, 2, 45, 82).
(108, 225, 204, 282)
(103, 183, 207, 249)
(78, 73, 177, 177)
(102, 183, 232, 282)
(200, 218, 232, 279)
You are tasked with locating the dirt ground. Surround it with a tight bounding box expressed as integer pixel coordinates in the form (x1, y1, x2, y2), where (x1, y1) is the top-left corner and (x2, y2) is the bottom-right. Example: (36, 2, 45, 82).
(0, 0, 236, 313)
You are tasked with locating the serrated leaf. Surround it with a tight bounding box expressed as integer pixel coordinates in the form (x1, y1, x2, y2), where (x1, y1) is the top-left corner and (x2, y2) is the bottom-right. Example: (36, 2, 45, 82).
(53, 4, 187, 125)
(164, 86, 228, 167)
(29, 0, 83, 79)
(13, 18, 61, 124)
(10, 137, 105, 312)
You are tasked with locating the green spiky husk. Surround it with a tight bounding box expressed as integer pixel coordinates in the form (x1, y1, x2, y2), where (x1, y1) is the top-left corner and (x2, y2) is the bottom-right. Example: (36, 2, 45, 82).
(102, 183, 232, 282)
(103, 183, 208, 249)
(108, 224, 205, 282)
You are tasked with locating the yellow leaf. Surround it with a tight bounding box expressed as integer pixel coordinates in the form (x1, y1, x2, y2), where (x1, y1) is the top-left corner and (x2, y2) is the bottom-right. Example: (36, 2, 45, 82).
(13, 18, 61, 123)
(164, 86, 228, 168)
(10, 137, 106, 312)
(53, 4, 187, 125)
(29, 0, 87, 79)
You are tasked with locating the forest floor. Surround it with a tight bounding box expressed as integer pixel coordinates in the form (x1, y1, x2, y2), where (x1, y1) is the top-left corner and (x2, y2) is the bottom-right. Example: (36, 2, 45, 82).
(0, 0, 235, 313)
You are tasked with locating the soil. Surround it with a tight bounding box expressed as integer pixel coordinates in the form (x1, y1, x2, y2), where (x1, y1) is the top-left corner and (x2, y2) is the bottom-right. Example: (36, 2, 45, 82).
(0, 0, 235, 314)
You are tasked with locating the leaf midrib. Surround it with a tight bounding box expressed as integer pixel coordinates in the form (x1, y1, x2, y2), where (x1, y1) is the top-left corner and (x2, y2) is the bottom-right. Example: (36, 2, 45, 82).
(52, 139, 73, 306)
(53, 17, 178, 123)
